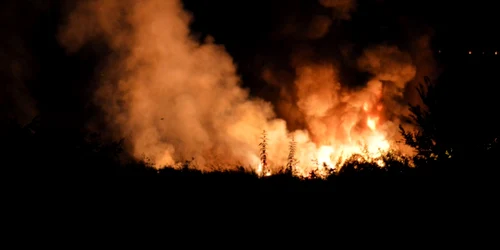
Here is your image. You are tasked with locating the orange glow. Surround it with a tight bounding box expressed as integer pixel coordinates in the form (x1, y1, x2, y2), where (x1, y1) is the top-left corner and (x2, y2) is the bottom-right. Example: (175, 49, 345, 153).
(367, 117, 377, 131)
(257, 163, 272, 176)
(59, 0, 418, 179)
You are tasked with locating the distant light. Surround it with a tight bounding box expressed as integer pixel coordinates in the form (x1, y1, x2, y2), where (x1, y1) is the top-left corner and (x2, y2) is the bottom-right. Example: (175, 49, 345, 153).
(482, 52, 485, 54)
(468, 51, 472, 55)
(496, 51, 498, 55)
(438, 50, 441, 53)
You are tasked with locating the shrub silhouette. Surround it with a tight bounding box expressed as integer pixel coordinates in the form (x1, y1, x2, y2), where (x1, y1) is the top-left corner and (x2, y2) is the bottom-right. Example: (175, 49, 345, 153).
(399, 76, 451, 160)
(399, 76, 500, 178)
(2, 74, 499, 193)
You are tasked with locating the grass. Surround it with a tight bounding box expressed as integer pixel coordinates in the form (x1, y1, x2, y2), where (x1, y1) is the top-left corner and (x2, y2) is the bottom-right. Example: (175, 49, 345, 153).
(2, 112, 499, 199)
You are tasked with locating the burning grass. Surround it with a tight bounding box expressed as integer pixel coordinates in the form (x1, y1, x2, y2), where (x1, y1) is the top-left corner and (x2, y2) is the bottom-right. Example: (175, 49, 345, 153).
(151, 147, 414, 180)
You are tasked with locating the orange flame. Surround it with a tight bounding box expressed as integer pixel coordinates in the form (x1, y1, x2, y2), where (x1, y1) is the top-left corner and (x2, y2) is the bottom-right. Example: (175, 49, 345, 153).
(59, 0, 418, 179)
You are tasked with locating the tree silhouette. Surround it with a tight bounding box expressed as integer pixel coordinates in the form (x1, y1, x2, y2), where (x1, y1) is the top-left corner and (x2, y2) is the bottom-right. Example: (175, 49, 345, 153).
(259, 130, 268, 176)
(399, 76, 450, 160)
(286, 136, 298, 175)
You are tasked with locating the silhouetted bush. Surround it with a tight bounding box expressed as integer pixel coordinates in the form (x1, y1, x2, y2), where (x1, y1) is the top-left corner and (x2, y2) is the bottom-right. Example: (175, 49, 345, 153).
(3, 76, 500, 194)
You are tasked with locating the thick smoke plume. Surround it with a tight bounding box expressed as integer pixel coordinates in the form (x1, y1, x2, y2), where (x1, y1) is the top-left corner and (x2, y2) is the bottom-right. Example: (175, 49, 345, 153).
(260, 0, 436, 172)
(59, 0, 292, 170)
(59, 0, 434, 176)
(288, 45, 417, 167)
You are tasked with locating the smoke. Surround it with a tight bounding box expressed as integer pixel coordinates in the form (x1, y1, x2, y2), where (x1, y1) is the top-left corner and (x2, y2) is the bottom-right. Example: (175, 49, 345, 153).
(59, 0, 293, 170)
(58, 0, 435, 176)
(319, 0, 356, 20)
(259, 0, 437, 162)
(262, 0, 433, 135)
(306, 15, 333, 39)
(357, 45, 417, 119)
(286, 45, 417, 162)
(280, 0, 356, 40)
(407, 34, 439, 106)
(280, 13, 333, 40)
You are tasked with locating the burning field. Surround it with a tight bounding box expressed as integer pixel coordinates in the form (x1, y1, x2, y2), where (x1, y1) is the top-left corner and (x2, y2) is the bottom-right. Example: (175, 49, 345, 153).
(58, 0, 434, 178)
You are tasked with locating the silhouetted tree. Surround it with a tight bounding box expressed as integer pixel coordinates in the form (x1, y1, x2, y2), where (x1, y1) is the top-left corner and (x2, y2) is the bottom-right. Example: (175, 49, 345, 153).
(259, 130, 268, 176)
(399, 76, 450, 160)
(286, 136, 297, 175)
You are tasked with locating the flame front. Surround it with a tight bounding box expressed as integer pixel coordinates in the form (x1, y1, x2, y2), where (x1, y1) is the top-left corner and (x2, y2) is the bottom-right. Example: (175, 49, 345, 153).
(60, 0, 421, 179)
(257, 83, 398, 179)
(269, 64, 409, 178)
(285, 98, 393, 178)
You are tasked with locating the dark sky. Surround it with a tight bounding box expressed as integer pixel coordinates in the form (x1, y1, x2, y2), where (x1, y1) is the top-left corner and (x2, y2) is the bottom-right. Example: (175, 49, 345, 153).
(181, 0, 499, 47)
(182, 0, 499, 94)
(1, 0, 498, 130)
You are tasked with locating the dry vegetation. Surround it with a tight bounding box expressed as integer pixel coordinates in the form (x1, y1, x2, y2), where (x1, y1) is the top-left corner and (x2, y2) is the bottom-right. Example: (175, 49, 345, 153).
(2, 78, 498, 195)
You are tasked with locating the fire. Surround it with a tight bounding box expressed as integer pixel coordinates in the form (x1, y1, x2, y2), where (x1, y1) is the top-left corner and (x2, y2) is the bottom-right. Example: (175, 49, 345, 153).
(273, 97, 394, 178)
(60, 0, 418, 179)
(317, 145, 334, 167)
(257, 163, 271, 177)
(363, 102, 369, 111)
(367, 117, 377, 130)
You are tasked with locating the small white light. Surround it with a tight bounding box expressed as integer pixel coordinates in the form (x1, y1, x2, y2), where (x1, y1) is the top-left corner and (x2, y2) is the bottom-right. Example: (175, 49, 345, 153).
(469, 51, 472, 55)
(438, 50, 441, 53)
(495, 51, 498, 55)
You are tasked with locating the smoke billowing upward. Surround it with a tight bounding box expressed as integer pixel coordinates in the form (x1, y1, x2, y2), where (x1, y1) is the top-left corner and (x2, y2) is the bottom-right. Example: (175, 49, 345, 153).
(59, 0, 436, 176)
(260, 0, 437, 155)
(59, 0, 292, 170)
